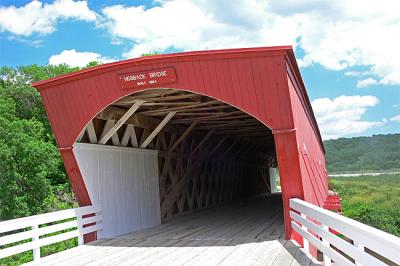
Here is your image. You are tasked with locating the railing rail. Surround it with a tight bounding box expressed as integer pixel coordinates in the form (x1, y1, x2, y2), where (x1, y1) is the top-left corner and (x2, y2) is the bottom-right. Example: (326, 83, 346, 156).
(290, 198, 400, 266)
(0, 205, 102, 261)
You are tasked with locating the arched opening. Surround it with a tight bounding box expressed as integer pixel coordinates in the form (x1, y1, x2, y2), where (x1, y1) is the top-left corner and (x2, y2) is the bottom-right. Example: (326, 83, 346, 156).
(73, 88, 283, 238)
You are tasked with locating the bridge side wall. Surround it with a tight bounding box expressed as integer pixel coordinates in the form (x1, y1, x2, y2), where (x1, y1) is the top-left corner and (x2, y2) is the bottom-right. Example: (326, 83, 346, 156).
(286, 63, 329, 207)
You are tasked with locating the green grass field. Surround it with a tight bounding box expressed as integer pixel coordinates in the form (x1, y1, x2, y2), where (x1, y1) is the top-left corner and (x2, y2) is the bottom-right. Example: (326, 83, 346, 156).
(329, 174, 400, 237)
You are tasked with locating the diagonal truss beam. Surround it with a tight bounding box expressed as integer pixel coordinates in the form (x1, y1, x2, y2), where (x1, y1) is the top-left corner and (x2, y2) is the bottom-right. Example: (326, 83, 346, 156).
(98, 100, 144, 145)
(140, 112, 176, 149)
(169, 121, 198, 152)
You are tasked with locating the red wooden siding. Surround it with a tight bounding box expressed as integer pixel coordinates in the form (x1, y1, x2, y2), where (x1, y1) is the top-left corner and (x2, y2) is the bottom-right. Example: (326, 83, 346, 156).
(33, 46, 327, 241)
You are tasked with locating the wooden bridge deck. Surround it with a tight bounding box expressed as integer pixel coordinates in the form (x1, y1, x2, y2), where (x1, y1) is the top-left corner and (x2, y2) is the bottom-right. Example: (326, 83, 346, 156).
(28, 196, 318, 265)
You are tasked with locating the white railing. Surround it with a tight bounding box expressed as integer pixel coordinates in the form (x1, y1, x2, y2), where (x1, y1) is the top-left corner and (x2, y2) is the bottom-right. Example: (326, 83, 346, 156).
(0, 205, 102, 261)
(290, 198, 400, 266)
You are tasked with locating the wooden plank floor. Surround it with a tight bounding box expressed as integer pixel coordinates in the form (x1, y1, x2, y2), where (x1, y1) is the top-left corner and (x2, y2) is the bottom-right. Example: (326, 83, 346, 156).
(28, 195, 319, 266)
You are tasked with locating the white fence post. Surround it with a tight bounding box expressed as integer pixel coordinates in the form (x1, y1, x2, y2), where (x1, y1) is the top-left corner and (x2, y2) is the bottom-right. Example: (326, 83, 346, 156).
(77, 214, 84, 245)
(301, 213, 309, 254)
(354, 241, 364, 266)
(321, 225, 331, 266)
(32, 224, 40, 261)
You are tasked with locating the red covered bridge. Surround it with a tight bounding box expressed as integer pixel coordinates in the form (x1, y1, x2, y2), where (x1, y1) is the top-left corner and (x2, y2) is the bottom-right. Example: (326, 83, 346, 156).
(34, 46, 329, 238)
(2, 46, 399, 265)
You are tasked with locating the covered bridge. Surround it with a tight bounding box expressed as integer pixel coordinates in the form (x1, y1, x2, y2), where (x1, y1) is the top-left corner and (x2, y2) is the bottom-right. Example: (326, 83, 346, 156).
(32, 46, 329, 243)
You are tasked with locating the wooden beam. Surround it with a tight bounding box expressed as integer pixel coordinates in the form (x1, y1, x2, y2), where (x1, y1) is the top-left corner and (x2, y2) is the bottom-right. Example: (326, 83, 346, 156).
(130, 126, 138, 147)
(76, 129, 85, 142)
(191, 129, 215, 154)
(195, 118, 255, 125)
(96, 106, 187, 135)
(141, 93, 202, 103)
(195, 121, 260, 129)
(100, 120, 120, 146)
(139, 100, 219, 115)
(172, 114, 248, 123)
(169, 121, 198, 152)
(219, 138, 240, 159)
(209, 136, 228, 155)
(120, 124, 133, 146)
(99, 100, 144, 144)
(86, 120, 98, 144)
(231, 140, 250, 158)
(140, 102, 196, 106)
(140, 112, 176, 148)
(115, 90, 177, 104)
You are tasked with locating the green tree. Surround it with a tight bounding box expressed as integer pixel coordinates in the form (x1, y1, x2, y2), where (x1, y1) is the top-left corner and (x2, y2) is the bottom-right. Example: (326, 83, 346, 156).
(0, 98, 61, 219)
(324, 134, 400, 173)
(0, 64, 87, 220)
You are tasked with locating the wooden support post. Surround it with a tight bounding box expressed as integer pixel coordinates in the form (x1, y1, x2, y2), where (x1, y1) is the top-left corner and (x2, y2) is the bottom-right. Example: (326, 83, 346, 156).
(301, 213, 310, 254)
(77, 214, 84, 245)
(219, 138, 240, 159)
(76, 129, 85, 142)
(100, 120, 120, 146)
(130, 127, 138, 147)
(99, 100, 143, 144)
(140, 112, 176, 148)
(322, 225, 331, 266)
(86, 120, 98, 144)
(231, 140, 250, 159)
(120, 124, 133, 146)
(169, 121, 198, 152)
(191, 129, 215, 154)
(209, 136, 228, 155)
(32, 224, 40, 261)
(354, 241, 364, 266)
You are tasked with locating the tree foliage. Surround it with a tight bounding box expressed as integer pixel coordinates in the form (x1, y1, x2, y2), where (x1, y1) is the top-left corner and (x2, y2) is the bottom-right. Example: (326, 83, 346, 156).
(0, 64, 91, 221)
(324, 134, 400, 173)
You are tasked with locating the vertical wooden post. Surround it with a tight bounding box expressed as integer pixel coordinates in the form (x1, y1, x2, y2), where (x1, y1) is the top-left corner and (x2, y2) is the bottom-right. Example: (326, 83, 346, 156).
(77, 214, 84, 245)
(301, 213, 309, 254)
(354, 241, 364, 266)
(32, 224, 40, 261)
(322, 225, 331, 266)
(273, 130, 304, 242)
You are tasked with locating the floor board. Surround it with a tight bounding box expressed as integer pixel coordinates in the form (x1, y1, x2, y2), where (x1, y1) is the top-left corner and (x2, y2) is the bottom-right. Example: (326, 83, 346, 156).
(26, 195, 319, 265)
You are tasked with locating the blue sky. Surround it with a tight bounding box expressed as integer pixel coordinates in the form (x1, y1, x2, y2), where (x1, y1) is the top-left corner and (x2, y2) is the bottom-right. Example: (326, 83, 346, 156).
(0, 0, 399, 139)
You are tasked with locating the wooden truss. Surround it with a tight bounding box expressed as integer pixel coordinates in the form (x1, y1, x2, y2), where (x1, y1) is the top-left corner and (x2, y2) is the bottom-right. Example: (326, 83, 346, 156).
(77, 89, 276, 220)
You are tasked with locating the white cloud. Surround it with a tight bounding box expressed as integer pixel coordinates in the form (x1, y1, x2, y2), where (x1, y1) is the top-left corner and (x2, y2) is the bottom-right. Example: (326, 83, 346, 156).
(0, 0, 96, 36)
(100, 0, 300, 58)
(390, 115, 400, 122)
(356, 78, 378, 88)
(99, 0, 400, 87)
(311, 95, 384, 139)
(48, 49, 113, 67)
(7, 36, 44, 48)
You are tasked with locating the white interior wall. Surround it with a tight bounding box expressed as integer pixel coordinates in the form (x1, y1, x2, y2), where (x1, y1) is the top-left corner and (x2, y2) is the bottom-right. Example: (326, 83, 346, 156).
(73, 143, 161, 238)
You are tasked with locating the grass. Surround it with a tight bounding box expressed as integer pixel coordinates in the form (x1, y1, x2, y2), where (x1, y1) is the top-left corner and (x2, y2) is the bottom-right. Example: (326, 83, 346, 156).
(329, 174, 400, 237)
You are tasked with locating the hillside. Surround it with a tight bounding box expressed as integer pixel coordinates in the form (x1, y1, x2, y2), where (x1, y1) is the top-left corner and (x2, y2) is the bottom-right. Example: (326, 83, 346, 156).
(324, 134, 400, 173)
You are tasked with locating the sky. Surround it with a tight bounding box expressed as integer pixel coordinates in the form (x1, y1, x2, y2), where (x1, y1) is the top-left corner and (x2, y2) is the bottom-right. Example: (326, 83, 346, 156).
(0, 0, 399, 140)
